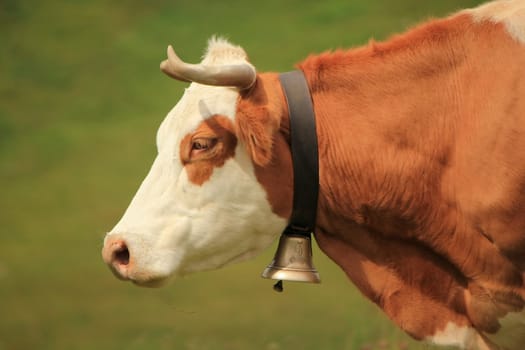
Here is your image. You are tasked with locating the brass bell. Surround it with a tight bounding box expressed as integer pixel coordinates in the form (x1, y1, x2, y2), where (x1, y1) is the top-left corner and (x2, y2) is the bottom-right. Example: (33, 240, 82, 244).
(261, 232, 321, 290)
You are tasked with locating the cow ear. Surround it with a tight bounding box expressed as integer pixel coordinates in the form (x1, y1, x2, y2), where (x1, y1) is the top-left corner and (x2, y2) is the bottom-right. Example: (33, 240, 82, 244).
(235, 104, 278, 166)
(235, 78, 281, 167)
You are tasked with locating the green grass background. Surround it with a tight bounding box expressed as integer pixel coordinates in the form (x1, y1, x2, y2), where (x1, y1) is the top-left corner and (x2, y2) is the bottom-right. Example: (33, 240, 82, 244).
(1, 1, 485, 349)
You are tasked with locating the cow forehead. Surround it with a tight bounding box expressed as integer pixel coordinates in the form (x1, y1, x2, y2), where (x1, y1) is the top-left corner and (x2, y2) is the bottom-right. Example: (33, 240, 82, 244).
(156, 84, 240, 153)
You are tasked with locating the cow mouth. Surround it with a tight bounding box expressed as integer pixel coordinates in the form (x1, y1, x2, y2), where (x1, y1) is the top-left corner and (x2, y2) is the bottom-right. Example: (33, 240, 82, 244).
(132, 276, 169, 288)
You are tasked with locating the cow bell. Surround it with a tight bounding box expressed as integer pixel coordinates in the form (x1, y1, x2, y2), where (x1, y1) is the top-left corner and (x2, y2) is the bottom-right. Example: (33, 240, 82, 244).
(261, 230, 320, 291)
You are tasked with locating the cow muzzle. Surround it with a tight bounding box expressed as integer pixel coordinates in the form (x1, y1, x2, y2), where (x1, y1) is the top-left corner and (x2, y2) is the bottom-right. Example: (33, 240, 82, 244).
(102, 236, 170, 287)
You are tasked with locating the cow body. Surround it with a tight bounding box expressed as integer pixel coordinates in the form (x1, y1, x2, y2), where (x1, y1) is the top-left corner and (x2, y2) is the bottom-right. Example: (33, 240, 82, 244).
(299, 7, 525, 349)
(102, 1, 525, 348)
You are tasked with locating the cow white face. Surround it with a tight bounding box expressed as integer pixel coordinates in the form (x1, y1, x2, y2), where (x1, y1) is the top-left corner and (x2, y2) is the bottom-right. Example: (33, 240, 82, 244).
(102, 38, 288, 286)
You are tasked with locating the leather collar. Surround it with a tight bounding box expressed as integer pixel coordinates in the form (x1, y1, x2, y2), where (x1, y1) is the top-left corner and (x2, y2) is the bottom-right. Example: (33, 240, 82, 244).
(278, 71, 319, 236)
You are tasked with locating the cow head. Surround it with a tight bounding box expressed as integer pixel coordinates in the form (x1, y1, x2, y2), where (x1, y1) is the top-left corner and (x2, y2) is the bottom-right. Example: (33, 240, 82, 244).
(101, 38, 291, 286)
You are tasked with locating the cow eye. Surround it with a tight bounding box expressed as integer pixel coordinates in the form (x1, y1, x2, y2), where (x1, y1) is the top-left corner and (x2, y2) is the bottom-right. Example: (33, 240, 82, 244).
(191, 138, 217, 152)
(192, 140, 207, 150)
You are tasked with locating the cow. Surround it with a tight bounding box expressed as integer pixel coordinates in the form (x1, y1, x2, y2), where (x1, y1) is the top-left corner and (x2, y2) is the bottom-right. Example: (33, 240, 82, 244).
(101, 1, 525, 349)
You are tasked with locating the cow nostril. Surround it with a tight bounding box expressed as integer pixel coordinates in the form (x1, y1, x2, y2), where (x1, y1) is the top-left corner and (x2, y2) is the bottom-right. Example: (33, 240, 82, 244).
(113, 244, 130, 266)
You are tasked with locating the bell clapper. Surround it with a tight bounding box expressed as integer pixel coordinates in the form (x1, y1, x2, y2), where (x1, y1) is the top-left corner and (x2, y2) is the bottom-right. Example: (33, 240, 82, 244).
(273, 280, 284, 292)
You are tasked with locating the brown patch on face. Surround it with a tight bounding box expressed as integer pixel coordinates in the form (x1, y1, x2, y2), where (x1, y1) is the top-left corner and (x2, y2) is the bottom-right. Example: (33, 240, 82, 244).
(236, 74, 294, 219)
(252, 135, 293, 219)
(180, 115, 237, 186)
(236, 77, 281, 167)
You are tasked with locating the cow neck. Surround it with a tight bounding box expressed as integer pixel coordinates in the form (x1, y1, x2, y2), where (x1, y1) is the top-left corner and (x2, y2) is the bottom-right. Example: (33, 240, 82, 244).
(279, 70, 319, 237)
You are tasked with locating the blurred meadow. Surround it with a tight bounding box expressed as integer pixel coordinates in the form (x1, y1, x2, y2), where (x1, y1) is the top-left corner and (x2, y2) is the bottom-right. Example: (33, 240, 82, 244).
(1, 0, 485, 349)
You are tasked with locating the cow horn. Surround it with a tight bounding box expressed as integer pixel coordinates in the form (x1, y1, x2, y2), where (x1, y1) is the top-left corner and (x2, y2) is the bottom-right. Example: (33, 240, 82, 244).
(160, 45, 256, 90)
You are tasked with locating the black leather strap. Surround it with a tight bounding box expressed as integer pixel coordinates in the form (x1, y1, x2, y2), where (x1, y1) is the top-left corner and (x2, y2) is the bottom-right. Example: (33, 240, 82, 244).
(279, 71, 319, 236)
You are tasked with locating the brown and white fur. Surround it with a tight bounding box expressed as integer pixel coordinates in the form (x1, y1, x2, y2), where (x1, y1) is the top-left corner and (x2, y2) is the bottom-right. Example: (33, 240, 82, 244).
(102, 1, 525, 348)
